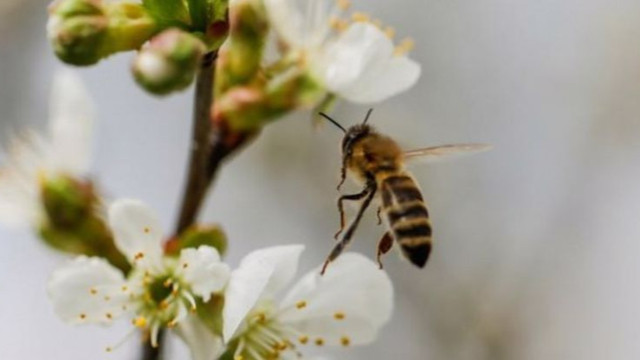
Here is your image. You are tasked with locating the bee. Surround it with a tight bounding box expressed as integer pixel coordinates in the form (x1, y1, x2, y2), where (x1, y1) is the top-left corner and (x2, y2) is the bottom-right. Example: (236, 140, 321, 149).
(320, 109, 490, 274)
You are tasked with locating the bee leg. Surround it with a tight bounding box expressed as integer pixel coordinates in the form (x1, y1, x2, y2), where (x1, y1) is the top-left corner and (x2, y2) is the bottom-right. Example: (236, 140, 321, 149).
(323, 181, 377, 275)
(336, 159, 347, 190)
(376, 206, 383, 225)
(334, 187, 370, 240)
(377, 232, 394, 269)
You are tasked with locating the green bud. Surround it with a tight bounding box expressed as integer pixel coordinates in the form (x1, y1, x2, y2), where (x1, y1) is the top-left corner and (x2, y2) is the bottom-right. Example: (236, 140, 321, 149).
(48, 0, 158, 66)
(216, 0, 267, 92)
(168, 225, 228, 256)
(48, 0, 109, 65)
(132, 28, 207, 95)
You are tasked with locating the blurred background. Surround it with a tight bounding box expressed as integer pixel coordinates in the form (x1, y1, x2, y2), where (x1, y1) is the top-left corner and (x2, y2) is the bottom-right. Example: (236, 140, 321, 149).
(1, 0, 640, 359)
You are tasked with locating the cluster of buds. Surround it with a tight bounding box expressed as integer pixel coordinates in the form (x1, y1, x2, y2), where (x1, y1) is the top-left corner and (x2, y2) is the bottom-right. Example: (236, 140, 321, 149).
(47, 0, 231, 94)
(47, 0, 157, 65)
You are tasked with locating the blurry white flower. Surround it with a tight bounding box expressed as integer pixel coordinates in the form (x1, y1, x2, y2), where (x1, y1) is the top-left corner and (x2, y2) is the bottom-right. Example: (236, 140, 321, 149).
(264, 0, 421, 103)
(223, 245, 393, 360)
(0, 70, 93, 227)
(48, 199, 230, 359)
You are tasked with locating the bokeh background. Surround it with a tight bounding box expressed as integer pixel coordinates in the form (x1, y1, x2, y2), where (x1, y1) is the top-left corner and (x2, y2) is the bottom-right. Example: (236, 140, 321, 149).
(2, 0, 640, 359)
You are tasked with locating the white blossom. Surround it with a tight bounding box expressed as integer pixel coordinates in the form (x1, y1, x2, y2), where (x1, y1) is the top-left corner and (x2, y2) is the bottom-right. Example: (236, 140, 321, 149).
(48, 199, 230, 360)
(223, 245, 393, 360)
(263, 0, 421, 103)
(0, 70, 94, 227)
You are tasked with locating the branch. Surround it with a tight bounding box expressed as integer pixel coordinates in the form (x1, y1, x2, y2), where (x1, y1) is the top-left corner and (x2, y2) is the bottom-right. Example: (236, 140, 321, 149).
(175, 51, 218, 234)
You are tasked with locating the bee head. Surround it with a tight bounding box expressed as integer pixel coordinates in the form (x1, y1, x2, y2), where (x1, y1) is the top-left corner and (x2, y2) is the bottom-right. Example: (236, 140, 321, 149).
(341, 124, 372, 155)
(319, 109, 375, 157)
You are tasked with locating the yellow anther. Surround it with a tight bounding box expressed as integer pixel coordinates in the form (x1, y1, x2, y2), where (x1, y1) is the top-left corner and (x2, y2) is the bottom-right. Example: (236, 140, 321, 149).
(159, 300, 169, 310)
(315, 338, 325, 346)
(105, 313, 113, 320)
(167, 320, 177, 328)
(384, 26, 396, 39)
(105, 347, 113, 352)
(121, 285, 128, 292)
(341, 336, 351, 347)
(182, 263, 189, 269)
(79, 313, 87, 320)
(329, 17, 349, 32)
(296, 300, 307, 309)
(298, 335, 309, 344)
(104, 296, 111, 301)
(90, 288, 98, 295)
(254, 312, 266, 323)
(134, 252, 145, 261)
(394, 38, 415, 56)
(234, 356, 244, 360)
(351, 12, 370, 23)
(275, 341, 288, 351)
(163, 279, 173, 287)
(336, 0, 351, 11)
(334, 312, 345, 320)
(133, 317, 147, 328)
(143, 227, 150, 234)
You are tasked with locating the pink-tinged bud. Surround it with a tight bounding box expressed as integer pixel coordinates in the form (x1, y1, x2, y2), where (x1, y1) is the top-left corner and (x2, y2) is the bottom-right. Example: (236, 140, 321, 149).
(47, 0, 109, 65)
(132, 28, 207, 95)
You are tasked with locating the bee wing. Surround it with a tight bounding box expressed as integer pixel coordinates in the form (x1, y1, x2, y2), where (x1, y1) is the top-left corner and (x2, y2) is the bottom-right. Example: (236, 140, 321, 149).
(403, 143, 492, 163)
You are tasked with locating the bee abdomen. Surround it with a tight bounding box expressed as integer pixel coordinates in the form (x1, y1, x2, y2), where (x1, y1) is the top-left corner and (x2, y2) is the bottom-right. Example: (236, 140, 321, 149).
(382, 174, 433, 268)
(392, 219, 432, 268)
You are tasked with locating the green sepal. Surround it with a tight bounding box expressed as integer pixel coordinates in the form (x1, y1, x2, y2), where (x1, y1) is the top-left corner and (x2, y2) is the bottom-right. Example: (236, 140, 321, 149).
(166, 225, 228, 256)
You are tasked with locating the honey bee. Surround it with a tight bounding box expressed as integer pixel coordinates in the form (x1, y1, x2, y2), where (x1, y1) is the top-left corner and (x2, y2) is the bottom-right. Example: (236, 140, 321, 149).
(320, 109, 490, 274)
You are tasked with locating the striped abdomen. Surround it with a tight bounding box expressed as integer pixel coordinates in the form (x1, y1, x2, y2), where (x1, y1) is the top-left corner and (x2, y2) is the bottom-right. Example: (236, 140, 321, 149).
(380, 173, 432, 268)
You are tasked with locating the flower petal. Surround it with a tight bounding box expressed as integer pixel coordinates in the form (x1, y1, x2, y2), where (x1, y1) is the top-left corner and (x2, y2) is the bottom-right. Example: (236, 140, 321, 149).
(223, 244, 304, 341)
(177, 246, 230, 302)
(315, 23, 421, 103)
(108, 199, 164, 268)
(174, 316, 225, 360)
(48, 70, 94, 175)
(314, 23, 393, 92)
(263, 0, 305, 48)
(47, 256, 130, 325)
(278, 253, 393, 346)
(339, 55, 421, 104)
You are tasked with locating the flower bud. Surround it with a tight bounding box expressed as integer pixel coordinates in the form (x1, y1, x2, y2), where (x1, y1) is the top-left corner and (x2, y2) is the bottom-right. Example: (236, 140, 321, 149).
(47, 0, 109, 65)
(132, 28, 207, 95)
(216, 0, 268, 92)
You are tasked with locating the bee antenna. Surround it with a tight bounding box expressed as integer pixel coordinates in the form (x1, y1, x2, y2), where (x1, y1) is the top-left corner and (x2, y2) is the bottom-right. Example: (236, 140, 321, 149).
(362, 108, 374, 125)
(319, 112, 347, 133)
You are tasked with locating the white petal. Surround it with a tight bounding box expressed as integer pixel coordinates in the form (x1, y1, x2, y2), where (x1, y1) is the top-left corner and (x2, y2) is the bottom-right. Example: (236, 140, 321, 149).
(49, 70, 94, 175)
(0, 132, 49, 227)
(108, 199, 164, 268)
(278, 253, 393, 346)
(315, 23, 421, 103)
(314, 23, 393, 91)
(177, 246, 230, 302)
(222, 244, 304, 341)
(339, 55, 421, 104)
(47, 256, 131, 325)
(174, 316, 225, 360)
(263, 0, 305, 47)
